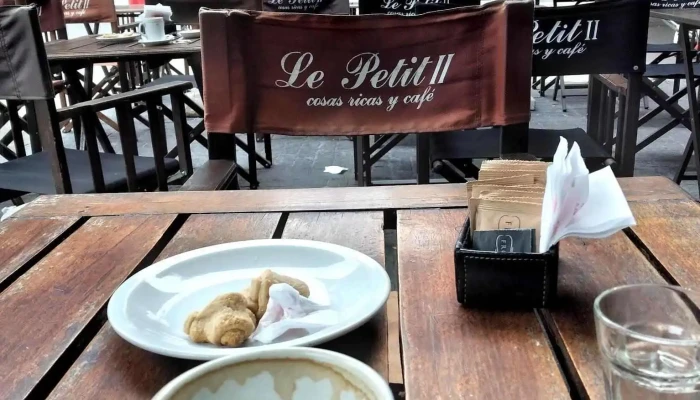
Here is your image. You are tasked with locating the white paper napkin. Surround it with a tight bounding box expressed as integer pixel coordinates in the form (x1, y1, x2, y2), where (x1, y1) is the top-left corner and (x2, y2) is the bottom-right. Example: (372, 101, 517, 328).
(251, 283, 338, 344)
(539, 137, 636, 252)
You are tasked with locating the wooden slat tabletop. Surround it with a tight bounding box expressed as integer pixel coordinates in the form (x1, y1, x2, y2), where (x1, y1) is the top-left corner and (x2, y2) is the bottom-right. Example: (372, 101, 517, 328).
(45, 35, 201, 63)
(12, 176, 681, 219)
(0, 177, 698, 400)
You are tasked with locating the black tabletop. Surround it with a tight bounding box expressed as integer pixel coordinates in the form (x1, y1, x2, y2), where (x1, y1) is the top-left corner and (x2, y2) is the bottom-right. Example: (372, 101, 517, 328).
(651, 9, 700, 27)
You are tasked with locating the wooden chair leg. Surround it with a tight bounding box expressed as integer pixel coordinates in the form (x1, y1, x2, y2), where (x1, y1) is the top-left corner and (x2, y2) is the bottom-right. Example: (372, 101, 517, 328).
(354, 136, 365, 186)
(263, 134, 272, 165)
(33, 99, 71, 193)
(115, 104, 139, 192)
(171, 92, 194, 178)
(246, 132, 258, 189)
(82, 112, 107, 193)
(146, 100, 169, 191)
(7, 101, 25, 157)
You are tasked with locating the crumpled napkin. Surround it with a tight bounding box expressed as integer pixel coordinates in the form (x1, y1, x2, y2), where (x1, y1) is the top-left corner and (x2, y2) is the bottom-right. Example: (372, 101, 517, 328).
(538, 137, 636, 252)
(1, 205, 25, 222)
(251, 283, 338, 344)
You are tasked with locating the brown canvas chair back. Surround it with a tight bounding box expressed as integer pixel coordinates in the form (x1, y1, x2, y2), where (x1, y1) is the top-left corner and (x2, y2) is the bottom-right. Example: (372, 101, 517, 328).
(0, 5, 54, 100)
(147, 0, 260, 24)
(200, 1, 534, 136)
(0, 0, 65, 32)
(359, 0, 481, 16)
(262, 0, 350, 14)
(36, 0, 65, 31)
(62, 0, 117, 24)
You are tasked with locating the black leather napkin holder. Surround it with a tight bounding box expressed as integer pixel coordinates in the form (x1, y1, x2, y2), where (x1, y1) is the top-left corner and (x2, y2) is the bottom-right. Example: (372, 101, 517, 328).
(454, 218, 559, 308)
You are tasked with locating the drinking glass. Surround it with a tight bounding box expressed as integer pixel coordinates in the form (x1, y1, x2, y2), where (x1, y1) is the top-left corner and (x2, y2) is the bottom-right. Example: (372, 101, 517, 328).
(595, 284, 700, 399)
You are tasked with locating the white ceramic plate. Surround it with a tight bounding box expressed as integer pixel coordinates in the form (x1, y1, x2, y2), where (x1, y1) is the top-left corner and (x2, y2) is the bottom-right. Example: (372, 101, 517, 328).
(138, 34, 176, 46)
(179, 29, 200, 39)
(107, 239, 390, 360)
(96, 33, 140, 43)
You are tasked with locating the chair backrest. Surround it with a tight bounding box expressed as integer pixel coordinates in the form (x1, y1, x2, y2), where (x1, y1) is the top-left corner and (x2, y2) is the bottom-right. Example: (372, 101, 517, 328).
(532, 0, 649, 76)
(418, 0, 650, 77)
(200, 1, 534, 136)
(0, 0, 66, 35)
(147, 0, 259, 24)
(359, 0, 480, 16)
(0, 5, 54, 100)
(62, 0, 117, 24)
(262, 0, 350, 14)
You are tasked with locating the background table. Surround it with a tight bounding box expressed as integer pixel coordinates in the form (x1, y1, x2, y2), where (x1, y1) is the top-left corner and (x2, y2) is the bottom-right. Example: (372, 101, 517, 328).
(0, 176, 698, 399)
(44, 35, 266, 184)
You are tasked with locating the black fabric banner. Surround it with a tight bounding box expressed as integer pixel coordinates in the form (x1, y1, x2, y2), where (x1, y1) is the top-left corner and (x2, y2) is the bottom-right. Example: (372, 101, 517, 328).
(418, 0, 650, 76)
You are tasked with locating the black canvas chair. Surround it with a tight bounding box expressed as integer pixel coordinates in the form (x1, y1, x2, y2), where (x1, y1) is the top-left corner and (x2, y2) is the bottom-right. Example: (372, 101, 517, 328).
(352, 0, 481, 185)
(424, 0, 650, 181)
(0, 5, 194, 202)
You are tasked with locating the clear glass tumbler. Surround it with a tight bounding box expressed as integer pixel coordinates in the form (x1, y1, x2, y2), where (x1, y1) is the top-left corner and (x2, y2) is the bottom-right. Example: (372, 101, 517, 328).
(595, 284, 700, 399)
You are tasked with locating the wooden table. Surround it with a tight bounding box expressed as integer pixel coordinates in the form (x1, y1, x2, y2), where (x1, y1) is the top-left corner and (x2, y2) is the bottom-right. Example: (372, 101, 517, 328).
(650, 9, 700, 192)
(0, 176, 698, 400)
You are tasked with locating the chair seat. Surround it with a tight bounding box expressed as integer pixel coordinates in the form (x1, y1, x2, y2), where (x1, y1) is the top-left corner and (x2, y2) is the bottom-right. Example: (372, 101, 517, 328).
(0, 149, 179, 195)
(647, 43, 682, 53)
(430, 128, 610, 160)
(645, 63, 700, 78)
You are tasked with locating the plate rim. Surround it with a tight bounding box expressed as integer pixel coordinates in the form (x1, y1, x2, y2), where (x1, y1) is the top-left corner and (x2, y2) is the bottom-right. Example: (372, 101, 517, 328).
(107, 239, 391, 360)
(96, 33, 139, 41)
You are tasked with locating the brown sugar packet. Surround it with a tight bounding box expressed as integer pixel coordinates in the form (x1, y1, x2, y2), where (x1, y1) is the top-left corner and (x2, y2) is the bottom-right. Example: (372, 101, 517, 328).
(466, 175, 535, 198)
(481, 160, 550, 169)
(473, 187, 545, 200)
(478, 169, 547, 185)
(480, 195, 543, 204)
(475, 199, 542, 247)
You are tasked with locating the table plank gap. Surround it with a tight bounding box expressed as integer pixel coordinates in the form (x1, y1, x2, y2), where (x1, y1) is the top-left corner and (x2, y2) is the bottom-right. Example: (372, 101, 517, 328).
(397, 209, 570, 400)
(282, 211, 391, 383)
(627, 200, 700, 288)
(271, 211, 290, 239)
(0, 214, 179, 400)
(535, 309, 587, 400)
(48, 213, 283, 400)
(540, 233, 666, 400)
(0, 216, 84, 293)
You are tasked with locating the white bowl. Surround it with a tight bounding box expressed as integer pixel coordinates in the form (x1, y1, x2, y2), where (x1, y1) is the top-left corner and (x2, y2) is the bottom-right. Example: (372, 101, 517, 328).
(152, 347, 393, 400)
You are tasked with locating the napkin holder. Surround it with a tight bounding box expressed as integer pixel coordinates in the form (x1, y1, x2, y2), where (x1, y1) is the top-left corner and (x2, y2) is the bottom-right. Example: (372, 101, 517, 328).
(454, 217, 559, 308)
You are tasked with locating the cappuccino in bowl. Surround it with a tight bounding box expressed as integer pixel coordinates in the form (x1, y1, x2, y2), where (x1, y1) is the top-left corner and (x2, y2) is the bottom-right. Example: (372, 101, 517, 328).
(153, 348, 392, 400)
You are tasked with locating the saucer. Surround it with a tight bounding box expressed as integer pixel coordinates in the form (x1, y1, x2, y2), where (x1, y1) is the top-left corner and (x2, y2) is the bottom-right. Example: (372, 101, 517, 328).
(138, 34, 176, 47)
(179, 29, 200, 39)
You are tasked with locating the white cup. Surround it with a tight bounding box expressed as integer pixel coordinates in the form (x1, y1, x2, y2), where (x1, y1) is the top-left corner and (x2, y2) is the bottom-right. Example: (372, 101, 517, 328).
(139, 17, 166, 42)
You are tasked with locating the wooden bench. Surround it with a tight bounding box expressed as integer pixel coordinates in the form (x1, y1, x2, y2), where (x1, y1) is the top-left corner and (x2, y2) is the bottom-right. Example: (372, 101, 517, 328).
(180, 160, 240, 191)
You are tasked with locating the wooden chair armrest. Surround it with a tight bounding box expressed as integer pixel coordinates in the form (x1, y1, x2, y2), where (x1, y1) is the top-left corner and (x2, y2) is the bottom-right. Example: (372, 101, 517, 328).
(181, 160, 238, 191)
(116, 22, 139, 32)
(57, 81, 193, 120)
